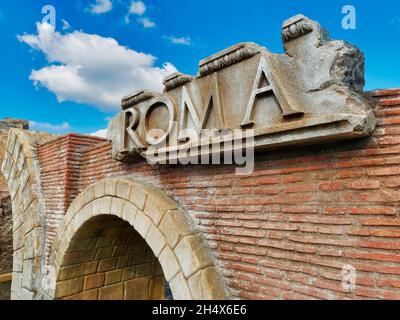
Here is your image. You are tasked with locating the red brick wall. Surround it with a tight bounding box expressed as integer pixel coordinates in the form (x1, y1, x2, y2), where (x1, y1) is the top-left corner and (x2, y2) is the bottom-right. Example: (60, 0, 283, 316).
(37, 134, 105, 262)
(38, 89, 400, 300)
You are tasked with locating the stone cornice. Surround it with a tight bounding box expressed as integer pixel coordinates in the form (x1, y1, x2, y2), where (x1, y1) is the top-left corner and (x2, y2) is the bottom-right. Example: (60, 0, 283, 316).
(121, 90, 159, 109)
(282, 14, 313, 41)
(199, 43, 260, 76)
(163, 72, 194, 91)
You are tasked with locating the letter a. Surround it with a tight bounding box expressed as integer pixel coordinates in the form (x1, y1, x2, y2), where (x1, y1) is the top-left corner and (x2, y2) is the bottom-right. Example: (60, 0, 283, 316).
(241, 57, 303, 128)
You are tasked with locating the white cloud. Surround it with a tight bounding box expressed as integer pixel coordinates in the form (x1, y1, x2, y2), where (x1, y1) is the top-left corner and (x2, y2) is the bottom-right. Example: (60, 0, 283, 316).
(168, 36, 191, 46)
(29, 121, 70, 133)
(62, 19, 71, 30)
(88, 0, 113, 14)
(18, 22, 177, 112)
(125, 1, 155, 28)
(129, 1, 146, 16)
(138, 17, 155, 28)
(90, 128, 108, 138)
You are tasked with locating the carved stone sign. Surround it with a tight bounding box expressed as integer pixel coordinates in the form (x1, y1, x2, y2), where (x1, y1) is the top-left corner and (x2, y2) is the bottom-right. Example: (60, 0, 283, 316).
(108, 14, 375, 164)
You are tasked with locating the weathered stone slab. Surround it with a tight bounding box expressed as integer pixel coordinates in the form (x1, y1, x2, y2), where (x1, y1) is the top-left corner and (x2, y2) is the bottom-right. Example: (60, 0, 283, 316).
(108, 14, 375, 164)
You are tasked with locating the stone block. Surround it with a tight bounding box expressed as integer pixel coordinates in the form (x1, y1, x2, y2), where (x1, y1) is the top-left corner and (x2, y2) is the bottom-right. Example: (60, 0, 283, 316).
(112, 245, 128, 257)
(20, 288, 34, 300)
(122, 266, 136, 281)
(188, 266, 227, 300)
(117, 256, 130, 269)
(105, 269, 123, 285)
(159, 210, 195, 248)
(145, 224, 166, 257)
(95, 236, 114, 248)
(174, 234, 213, 278)
(80, 288, 99, 300)
(13, 227, 24, 251)
(99, 197, 112, 214)
(11, 272, 22, 295)
(58, 261, 98, 281)
(169, 272, 192, 300)
(149, 275, 165, 300)
(58, 264, 82, 282)
(21, 184, 34, 212)
(62, 249, 97, 266)
(84, 273, 105, 290)
(16, 149, 25, 171)
(74, 189, 92, 212)
(121, 201, 137, 226)
(104, 179, 117, 196)
(23, 205, 40, 235)
(116, 180, 131, 200)
(158, 246, 180, 281)
(129, 183, 148, 210)
(95, 246, 114, 260)
(143, 189, 176, 226)
(81, 203, 93, 221)
(92, 198, 108, 215)
(73, 209, 91, 230)
(21, 260, 34, 290)
(13, 249, 23, 272)
(68, 238, 97, 252)
(133, 212, 151, 239)
(23, 230, 35, 260)
(19, 167, 29, 192)
(135, 263, 152, 278)
(124, 277, 149, 300)
(99, 283, 123, 300)
(129, 251, 147, 266)
(55, 277, 84, 299)
(152, 260, 164, 277)
(110, 197, 124, 217)
(98, 257, 118, 272)
(126, 239, 145, 254)
(93, 181, 105, 198)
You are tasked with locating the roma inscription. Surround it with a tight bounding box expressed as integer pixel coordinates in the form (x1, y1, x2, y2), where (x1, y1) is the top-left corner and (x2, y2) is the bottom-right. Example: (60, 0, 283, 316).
(108, 14, 375, 164)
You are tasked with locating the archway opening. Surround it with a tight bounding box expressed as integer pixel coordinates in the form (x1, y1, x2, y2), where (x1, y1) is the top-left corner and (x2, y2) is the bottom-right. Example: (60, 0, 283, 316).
(55, 215, 171, 300)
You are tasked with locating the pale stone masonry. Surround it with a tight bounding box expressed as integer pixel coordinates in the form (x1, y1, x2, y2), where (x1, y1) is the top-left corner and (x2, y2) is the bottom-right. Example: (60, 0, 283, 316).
(0, 118, 30, 300)
(1, 129, 54, 299)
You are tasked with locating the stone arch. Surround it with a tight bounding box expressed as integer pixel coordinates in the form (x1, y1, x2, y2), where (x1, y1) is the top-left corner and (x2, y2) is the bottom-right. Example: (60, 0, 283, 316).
(1, 129, 54, 299)
(47, 178, 229, 300)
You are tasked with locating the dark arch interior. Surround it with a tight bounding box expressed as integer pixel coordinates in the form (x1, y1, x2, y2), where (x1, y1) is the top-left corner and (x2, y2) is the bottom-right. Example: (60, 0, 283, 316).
(55, 215, 171, 300)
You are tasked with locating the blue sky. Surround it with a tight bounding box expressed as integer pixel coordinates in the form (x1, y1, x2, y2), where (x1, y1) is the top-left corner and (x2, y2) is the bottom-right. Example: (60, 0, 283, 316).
(0, 0, 399, 135)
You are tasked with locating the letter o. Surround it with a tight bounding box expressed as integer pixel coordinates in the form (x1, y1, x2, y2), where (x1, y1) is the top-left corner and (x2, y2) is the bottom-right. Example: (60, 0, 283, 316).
(144, 95, 176, 145)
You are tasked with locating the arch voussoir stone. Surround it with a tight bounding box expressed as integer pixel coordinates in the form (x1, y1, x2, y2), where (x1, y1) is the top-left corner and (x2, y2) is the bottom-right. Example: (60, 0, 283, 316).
(174, 234, 214, 279)
(47, 177, 229, 300)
